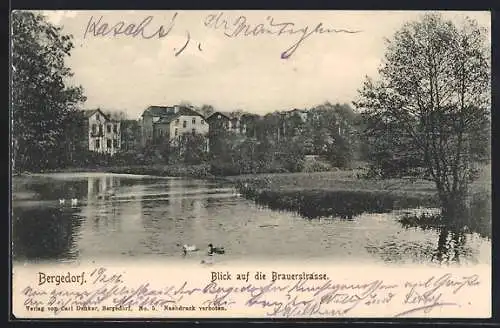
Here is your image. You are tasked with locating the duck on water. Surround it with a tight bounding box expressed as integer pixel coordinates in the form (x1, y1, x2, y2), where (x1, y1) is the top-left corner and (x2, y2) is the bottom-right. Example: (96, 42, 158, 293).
(208, 243, 225, 255)
(178, 243, 225, 261)
(201, 244, 225, 265)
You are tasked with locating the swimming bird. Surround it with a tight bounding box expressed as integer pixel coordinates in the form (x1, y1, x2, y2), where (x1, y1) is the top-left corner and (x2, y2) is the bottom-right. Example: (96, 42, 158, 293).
(182, 244, 198, 256)
(59, 199, 65, 205)
(71, 198, 78, 206)
(208, 243, 225, 255)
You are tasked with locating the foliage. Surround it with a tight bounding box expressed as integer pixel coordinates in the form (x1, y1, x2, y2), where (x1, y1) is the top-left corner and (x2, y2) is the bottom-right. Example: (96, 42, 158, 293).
(12, 11, 86, 172)
(176, 133, 209, 164)
(303, 159, 332, 173)
(120, 119, 142, 152)
(204, 101, 360, 175)
(198, 104, 215, 118)
(355, 13, 490, 218)
(303, 103, 358, 167)
(110, 163, 212, 179)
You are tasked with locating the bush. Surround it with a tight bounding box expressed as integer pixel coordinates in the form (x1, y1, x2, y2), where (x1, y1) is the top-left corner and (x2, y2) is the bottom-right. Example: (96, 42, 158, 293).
(210, 160, 241, 176)
(303, 160, 332, 173)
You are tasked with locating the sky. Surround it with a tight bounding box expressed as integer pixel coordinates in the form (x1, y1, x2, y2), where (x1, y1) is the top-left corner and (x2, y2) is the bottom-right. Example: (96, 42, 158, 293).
(37, 10, 491, 120)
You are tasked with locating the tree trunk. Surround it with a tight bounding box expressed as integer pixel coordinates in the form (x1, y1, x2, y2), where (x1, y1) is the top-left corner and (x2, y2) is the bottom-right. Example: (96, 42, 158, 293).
(439, 190, 468, 227)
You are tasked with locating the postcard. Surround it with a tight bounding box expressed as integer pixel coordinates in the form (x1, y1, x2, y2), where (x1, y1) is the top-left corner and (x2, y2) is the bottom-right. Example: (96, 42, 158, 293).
(10, 10, 491, 319)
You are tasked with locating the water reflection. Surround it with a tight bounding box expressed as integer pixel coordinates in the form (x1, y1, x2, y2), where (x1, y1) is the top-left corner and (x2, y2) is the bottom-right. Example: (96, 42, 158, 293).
(245, 189, 438, 220)
(433, 229, 473, 265)
(11, 173, 491, 265)
(243, 185, 491, 265)
(394, 192, 491, 264)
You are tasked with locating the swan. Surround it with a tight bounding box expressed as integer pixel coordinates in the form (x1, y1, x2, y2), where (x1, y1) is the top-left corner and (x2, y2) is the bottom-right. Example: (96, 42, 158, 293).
(208, 243, 225, 255)
(182, 244, 198, 256)
(71, 198, 78, 206)
(59, 199, 65, 205)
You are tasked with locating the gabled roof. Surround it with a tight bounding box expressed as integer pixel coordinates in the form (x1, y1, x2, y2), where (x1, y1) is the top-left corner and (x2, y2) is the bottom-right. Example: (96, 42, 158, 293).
(82, 109, 112, 121)
(288, 108, 308, 113)
(142, 105, 175, 117)
(206, 111, 231, 120)
(143, 105, 205, 124)
(206, 111, 251, 120)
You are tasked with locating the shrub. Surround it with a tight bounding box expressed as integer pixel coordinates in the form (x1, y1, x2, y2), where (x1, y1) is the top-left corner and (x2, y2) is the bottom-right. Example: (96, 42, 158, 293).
(303, 160, 332, 173)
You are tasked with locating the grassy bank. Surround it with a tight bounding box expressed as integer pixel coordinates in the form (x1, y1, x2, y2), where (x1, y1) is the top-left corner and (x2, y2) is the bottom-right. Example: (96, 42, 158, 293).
(229, 171, 440, 219)
(226, 167, 491, 222)
(227, 166, 490, 196)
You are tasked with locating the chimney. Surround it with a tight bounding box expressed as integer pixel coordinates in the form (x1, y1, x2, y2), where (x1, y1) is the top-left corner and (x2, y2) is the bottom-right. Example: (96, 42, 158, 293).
(174, 105, 180, 113)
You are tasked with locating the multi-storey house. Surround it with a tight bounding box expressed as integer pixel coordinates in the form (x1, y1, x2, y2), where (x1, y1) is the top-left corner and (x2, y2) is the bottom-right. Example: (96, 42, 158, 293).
(206, 111, 247, 135)
(141, 105, 208, 146)
(82, 109, 121, 155)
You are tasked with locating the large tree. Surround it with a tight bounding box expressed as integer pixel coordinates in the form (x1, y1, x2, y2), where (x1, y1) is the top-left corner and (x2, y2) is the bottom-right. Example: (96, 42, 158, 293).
(355, 14, 490, 221)
(306, 103, 357, 167)
(12, 11, 86, 172)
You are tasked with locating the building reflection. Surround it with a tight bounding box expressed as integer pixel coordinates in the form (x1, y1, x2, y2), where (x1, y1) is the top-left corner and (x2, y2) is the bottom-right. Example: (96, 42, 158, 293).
(138, 178, 217, 255)
(76, 175, 147, 258)
(85, 175, 120, 231)
(87, 175, 120, 202)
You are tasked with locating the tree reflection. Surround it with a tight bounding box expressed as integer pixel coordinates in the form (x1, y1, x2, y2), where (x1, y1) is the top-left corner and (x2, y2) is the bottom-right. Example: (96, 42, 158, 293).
(249, 189, 434, 220)
(432, 228, 470, 264)
(399, 194, 490, 265)
(12, 206, 83, 262)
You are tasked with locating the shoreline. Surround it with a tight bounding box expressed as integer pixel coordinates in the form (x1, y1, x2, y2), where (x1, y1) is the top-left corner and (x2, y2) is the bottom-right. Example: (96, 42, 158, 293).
(13, 164, 218, 180)
(13, 164, 490, 197)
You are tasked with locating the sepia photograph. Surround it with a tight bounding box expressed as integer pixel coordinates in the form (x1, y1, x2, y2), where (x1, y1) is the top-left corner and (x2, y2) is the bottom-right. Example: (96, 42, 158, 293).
(10, 9, 492, 319)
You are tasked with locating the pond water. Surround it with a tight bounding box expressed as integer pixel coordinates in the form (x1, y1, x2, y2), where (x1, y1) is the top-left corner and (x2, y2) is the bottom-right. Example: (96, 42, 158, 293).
(11, 173, 491, 266)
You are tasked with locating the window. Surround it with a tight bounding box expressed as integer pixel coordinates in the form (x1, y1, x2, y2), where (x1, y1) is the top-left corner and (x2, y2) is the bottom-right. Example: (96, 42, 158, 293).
(175, 119, 180, 125)
(201, 119, 205, 125)
(107, 125, 111, 133)
(174, 128, 178, 136)
(113, 139, 119, 148)
(192, 118, 196, 125)
(107, 139, 112, 149)
(98, 124, 103, 134)
(159, 129, 164, 137)
(192, 128, 196, 135)
(113, 124, 118, 133)
(96, 114, 100, 120)
(183, 121, 187, 128)
(91, 124, 97, 134)
(95, 139, 100, 149)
